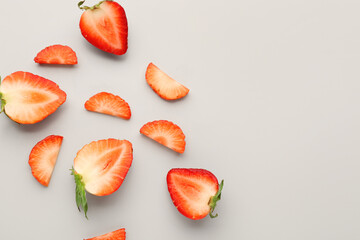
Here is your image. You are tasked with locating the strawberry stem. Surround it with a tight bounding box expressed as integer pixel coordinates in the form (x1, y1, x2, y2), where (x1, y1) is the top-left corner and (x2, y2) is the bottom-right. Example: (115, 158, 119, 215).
(0, 99, 4, 113)
(0, 94, 4, 113)
(0, 77, 5, 114)
(78, 0, 111, 10)
(209, 179, 224, 218)
(71, 167, 88, 219)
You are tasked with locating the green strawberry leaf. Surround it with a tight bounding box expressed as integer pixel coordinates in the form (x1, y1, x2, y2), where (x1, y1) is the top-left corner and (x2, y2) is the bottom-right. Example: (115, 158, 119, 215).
(71, 167, 88, 219)
(209, 179, 224, 218)
(78, 0, 109, 10)
(0, 77, 4, 113)
(0, 97, 5, 113)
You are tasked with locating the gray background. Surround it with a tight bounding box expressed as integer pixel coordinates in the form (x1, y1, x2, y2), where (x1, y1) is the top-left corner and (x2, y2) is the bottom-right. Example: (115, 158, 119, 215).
(0, 0, 359, 239)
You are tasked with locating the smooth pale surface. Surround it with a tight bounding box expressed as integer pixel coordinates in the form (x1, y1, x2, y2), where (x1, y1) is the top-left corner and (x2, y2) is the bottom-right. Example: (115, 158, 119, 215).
(0, 0, 359, 239)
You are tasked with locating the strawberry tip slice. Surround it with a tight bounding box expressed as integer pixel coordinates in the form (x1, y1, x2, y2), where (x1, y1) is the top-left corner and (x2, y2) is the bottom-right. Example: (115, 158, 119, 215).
(85, 228, 126, 240)
(85, 92, 131, 120)
(29, 135, 63, 187)
(140, 120, 186, 153)
(71, 167, 88, 219)
(34, 45, 77, 65)
(208, 179, 224, 218)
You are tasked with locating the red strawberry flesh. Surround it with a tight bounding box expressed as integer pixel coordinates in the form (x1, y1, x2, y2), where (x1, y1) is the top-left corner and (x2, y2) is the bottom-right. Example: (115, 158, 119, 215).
(146, 63, 189, 100)
(85, 228, 126, 240)
(0, 71, 66, 124)
(29, 135, 63, 187)
(85, 92, 131, 119)
(34, 45, 78, 65)
(72, 138, 133, 218)
(79, 0, 128, 55)
(167, 168, 224, 220)
(140, 120, 186, 153)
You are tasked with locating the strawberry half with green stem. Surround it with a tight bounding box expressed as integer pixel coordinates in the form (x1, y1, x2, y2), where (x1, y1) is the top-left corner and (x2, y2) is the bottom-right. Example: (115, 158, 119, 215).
(29, 135, 63, 187)
(71, 139, 133, 218)
(34, 45, 78, 65)
(85, 228, 126, 240)
(140, 120, 186, 153)
(0, 72, 66, 124)
(78, 0, 128, 55)
(167, 168, 224, 220)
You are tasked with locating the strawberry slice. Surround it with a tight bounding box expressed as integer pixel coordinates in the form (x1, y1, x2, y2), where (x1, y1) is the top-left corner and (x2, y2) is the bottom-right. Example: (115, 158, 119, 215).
(29, 135, 63, 187)
(145, 63, 189, 100)
(78, 0, 128, 55)
(0, 71, 66, 124)
(140, 120, 186, 153)
(34, 45, 78, 65)
(71, 139, 133, 218)
(167, 168, 224, 220)
(85, 228, 126, 240)
(85, 92, 131, 119)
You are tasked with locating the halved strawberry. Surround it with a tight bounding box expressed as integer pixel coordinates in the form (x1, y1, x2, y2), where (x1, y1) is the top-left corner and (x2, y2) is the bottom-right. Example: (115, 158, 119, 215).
(0, 72, 66, 124)
(78, 0, 128, 55)
(85, 92, 131, 119)
(85, 228, 126, 240)
(145, 63, 189, 100)
(29, 135, 63, 187)
(167, 168, 224, 220)
(140, 120, 186, 153)
(71, 139, 133, 218)
(34, 45, 78, 65)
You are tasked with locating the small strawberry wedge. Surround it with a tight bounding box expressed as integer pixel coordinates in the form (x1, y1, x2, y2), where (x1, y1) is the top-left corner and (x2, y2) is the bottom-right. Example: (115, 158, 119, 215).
(167, 168, 224, 220)
(29, 135, 63, 187)
(0, 72, 66, 124)
(146, 63, 189, 100)
(71, 139, 133, 218)
(78, 0, 128, 55)
(85, 228, 126, 240)
(34, 45, 78, 65)
(85, 92, 131, 119)
(140, 120, 186, 153)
